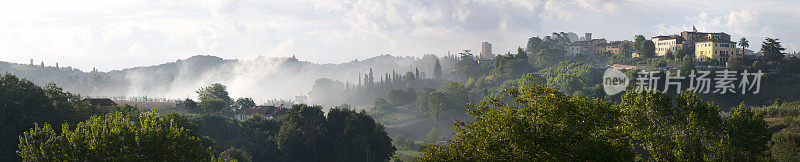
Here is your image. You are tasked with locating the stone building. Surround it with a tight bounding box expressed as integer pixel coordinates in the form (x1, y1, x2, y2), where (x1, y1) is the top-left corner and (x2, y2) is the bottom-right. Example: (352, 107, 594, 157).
(480, 42, 494, 60)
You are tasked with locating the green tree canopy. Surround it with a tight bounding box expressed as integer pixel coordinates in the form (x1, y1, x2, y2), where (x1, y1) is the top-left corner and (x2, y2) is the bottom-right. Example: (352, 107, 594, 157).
(233, 115, 281, 161)
(718, 103, 771, 161)
(491, 48, 533, 80)
(420, 85, 635, 161)
(619, 91, 767, 161)
(197, 83, 233, 104)
(325, 108, 396, 161)
(235, 97, 256, 110)
(536, 60, 601, 97)
(762, 37, 786, 64)
(17, 112, 212, 161)
(433, 59, 443, 78)
(0, 74, 94, 161)
(219, 147, 252, 162)
(308, 78, 345, 106)
(771, 132, 800, 161)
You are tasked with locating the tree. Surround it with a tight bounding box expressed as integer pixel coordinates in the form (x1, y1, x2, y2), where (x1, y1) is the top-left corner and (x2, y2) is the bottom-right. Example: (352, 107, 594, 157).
(634, 35, 656, 58)
(752, 61, 767, 71)
(371, 98, 394, 114)
(276, 104, 328, 162)
(308, 78, 345, 106)
(771, 133, 800, 161)
(424, 92, 446, 125)
(676, 49, 686, 59)
(680, 57, 696, 74)
(666, 49, 674, 60)
(199, 98, 229, 113)
(642, 40, 656, 58)
(496, 73, 546, 94)
(762, 37, 786, 64)
(415, 67, 420, 79)
(194, 114, 240, 151)
(235, 97, 256, 110)
(680, 45, 696, 59)
(526, 37, 544, 52)
(453, 52, 481, 78)
(620, 91, 723, 161)
(424, 128, 440, 144)
(739, 37, 750, 57)
(0, 74, 93, 161)
(536, 60, 601, 96)
(17, 112, 213, 161)
(718, 103, 771, 161)
(620, 41, 634, 57)
(420, 85, 635, 161)
(196, 83, 233, 105)
(727, 57, 744, 71)
(233, 115, 281, 161)
(785, 56, 800, 73)
(387, 87, 416, 107)
(368, 68, 374, 85)
(491, 48, 533, 80)
(326, 108, 396, 162)
(219, 147, 253, 162)
(433, 59, 443, 78)
(182, 98, 199, 111)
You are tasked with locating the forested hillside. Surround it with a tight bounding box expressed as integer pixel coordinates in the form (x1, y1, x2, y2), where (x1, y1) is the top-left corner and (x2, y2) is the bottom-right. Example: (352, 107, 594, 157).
(0, 54, 458, 104)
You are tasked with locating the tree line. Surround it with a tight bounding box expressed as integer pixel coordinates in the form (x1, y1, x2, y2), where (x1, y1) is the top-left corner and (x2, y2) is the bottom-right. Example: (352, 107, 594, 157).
(1, 74, 396, 161)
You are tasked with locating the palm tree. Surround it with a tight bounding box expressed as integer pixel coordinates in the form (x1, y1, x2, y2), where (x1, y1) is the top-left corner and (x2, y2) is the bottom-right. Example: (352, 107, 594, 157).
(739, 37, 749, 57)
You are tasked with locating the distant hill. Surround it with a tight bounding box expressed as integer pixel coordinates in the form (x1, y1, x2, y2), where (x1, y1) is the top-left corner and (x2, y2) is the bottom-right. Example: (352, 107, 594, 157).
(0, 54, 458, 103)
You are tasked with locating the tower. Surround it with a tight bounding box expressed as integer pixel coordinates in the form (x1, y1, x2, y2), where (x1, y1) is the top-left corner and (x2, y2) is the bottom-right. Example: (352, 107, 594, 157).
(481, 42, 493, 59)
(585, 33, 592, 41)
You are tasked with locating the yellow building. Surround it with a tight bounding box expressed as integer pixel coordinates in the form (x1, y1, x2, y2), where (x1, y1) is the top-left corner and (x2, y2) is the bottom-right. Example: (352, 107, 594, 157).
(605, 45, 621, 55)
(694, 41, 740, 62)
(602, 41, 629, 55)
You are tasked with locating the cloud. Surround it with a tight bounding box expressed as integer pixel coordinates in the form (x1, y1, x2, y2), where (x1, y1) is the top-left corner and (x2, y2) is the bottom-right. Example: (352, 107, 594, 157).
(1, 0, 799, 72)
(540, 0, 621, 20)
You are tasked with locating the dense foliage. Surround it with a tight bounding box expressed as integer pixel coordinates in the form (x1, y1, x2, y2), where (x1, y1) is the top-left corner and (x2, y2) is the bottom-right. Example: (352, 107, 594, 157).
(0, 74, 99, 161)
(420, 85, 775, 161)
(17, 112, 213, 161)
(5, 30, 800, 161)
(420, 85, 634, 161)
(226, 105, 396, 162)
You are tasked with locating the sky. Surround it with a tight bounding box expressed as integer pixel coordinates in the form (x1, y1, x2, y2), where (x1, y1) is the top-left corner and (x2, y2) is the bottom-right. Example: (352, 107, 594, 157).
(1, 0, 798, 71)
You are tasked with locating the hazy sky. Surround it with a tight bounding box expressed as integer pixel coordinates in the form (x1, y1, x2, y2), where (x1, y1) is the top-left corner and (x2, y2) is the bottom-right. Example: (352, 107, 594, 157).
(1, 0, 798, 71)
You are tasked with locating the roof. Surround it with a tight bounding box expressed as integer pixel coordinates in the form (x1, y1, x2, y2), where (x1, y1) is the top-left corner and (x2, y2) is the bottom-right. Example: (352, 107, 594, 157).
(682, 31, 728, 35)
(608, 41, 624, 46)
(83, 98, 117, 107)
(653, 36, 685, 44)
(696, 40, 735, 44)
(652, 35, 674, 39)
